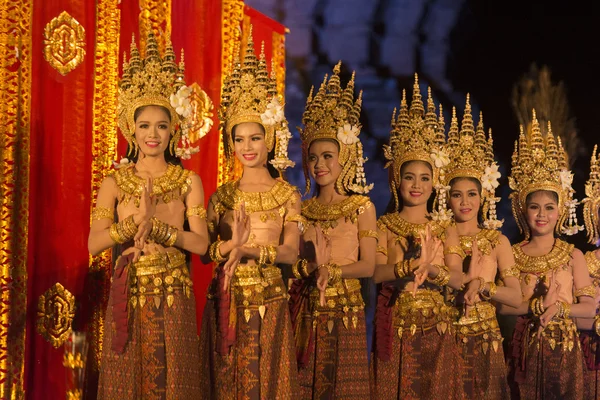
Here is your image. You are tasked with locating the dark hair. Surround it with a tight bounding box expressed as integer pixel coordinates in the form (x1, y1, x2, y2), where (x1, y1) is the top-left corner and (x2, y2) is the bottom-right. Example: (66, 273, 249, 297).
(231, 123, 280, 179)
(449, 177, 484, 225)
(128, 105, 182, 166)
(525, 190, 559, 205)
(386, 160, 435, 213)
(307, 139, 343, 197)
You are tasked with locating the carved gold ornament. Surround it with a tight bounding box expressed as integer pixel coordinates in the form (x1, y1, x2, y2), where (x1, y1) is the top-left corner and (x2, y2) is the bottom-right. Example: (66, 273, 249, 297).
(37, 283, 76, 348)
(43, 11, 86, 75)
(187, 82, 214, 142)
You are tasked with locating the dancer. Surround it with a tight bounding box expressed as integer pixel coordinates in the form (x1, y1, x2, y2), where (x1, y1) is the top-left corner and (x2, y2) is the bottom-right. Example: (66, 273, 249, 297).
(500, 111, 596, 399)
(89, 32, 211, 398)
(198, 30, 302, 399)
(289, 62, 376, 399)
(442, 97, 521, 398)
(371, 76, 465, 399)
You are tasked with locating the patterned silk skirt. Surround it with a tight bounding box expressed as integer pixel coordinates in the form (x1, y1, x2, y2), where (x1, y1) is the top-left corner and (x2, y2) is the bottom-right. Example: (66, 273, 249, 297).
(455, 302, 509, 399)
(98, 251, 202, 400)
(290, 278, 370, 399)
(199, 264, 299, 399)
(372, 288, 465, 400)
(509, 315, 584, 400)
(580, 329, 600, 400)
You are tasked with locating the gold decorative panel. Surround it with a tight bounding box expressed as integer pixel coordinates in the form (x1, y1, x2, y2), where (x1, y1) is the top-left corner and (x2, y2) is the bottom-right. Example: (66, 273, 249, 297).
(43, 11, 86, 75)
(37, 283, 76, 348)
(188, 82, 214, 143)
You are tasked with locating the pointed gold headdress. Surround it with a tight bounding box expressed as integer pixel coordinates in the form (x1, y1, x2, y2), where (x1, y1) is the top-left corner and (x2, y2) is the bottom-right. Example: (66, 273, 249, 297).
(509, 109, 582, 238)
(299, 62, 372, 194)
(443, 95, 503, 228)
(118, 31, 213, 159)
(384, 74, 447, 215)
(583, 145, 600, 244)
(219, 27, 293, 173)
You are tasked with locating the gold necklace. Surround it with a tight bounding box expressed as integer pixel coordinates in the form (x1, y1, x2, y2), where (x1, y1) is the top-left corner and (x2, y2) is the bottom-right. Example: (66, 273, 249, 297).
(214, 180, 297, 214)
(114, 163, 193, 206)
(513, 239, 573, 274)
(302, 195, 372, 230)
(378, 212, 444, 239)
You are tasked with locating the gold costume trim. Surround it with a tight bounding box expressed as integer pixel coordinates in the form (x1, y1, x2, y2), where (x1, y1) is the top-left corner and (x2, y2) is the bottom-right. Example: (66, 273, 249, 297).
(302, 195, 372, 230)
(37, 283, 76, 348)
(513, 239, 573, 274)
(456, 302, 503, 352)
(529, 318, 579, 352)
(459, 228, 500, 256)
(43, 11, 86, 75)
(0, 0, 32, 394)
(377, 212, 445, 240)
(585, 250, 600, 280)
(393, 289, 455, 336)
(91, 206, 114, 222)
(186, 204, 207, 219)
(213, 180, 298, 214)
(113, 164, 193, 206)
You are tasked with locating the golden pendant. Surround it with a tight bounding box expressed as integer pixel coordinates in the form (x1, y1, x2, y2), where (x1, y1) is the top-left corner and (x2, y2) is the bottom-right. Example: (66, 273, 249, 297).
(139, 295, 146, 308)
(244, 309, 251, 323)
(397, 327, 403, 338)
(492, 340, 499, 353)
(482, 342, 489, 355)
(154, 296, 161, 309)
(167, 294, 174, 308)
(327, 320, 334, 333)
(352, 315, 358, 329)
(343, 316, 349, 329)
(258, 305, 266, 320)
(410, 324, 417, 336)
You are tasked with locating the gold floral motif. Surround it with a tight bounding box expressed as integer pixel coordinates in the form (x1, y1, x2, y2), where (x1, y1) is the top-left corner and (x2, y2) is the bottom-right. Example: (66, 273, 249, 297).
(459, 229, 500, 256)
(186, 204, 207, 219)
(272, 31, 286, 101)
(43, 11, 86, 75)
(187, 82, 214, 142)
(37, 283, 76, 348)
(513, 239, 573, 274)
(213, 180, 298, 214)
(91, 206, 114, 222)
(138, 0, 171, 54)
(302, 195, 372, 231)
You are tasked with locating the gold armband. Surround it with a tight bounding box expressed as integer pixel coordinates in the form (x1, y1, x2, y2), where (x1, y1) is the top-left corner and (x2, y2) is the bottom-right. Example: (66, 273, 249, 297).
(427, 265, 450, 286)
(92, 206, 114, 222)
(574, 285, 596, 298)
(358, 230, 378, 239)
(444, 245, 466, 260)
(500, 266, 520, 280)
(376, 246, 388, 256)
(209, 240, 226, 263)
(186, 205, 207, 219)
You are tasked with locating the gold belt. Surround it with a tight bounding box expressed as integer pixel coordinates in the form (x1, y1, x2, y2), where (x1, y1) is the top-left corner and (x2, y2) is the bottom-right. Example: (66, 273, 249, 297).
(233, 264, 281, 287)
(132, 250, 186, 276)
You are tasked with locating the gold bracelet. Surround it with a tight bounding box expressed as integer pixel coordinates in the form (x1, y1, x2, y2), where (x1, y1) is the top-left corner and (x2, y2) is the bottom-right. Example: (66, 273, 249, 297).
(480, 281, 497, 300)
(394, 261, 406, 279)
(327, 263, 342, 285)
(427, 265, 450, 286)
(164, 227, 178, 247)
(476, 277, 486, 294)
(444, 245, 466, 260)
(109, 223, 126, 244)
(266, 245, 277, 264)
(91, 206, 114, 222)
(257, 245, 268, 265)
(292, 259, 303, 279)
(150, 217, 170, 243)
(185, 204, 207, 219)
(209, 240, 226, 263)
(299, 259, 309, 278)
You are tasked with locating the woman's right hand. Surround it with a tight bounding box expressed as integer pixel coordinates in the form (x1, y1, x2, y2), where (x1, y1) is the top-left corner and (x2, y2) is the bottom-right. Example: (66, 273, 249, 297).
(230, 202, 251, 247)
(134, 219, 153, 249)
(134, 178, 156, 225)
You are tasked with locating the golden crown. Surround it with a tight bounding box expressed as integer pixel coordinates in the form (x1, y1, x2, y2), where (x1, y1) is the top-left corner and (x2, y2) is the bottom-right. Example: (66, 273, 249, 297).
(443, 95, 502, 227)
(509, 109, 581, 237)
(118, 31, 211, 159)
(299, 62, 372, 194)
(219, 27, 293, 172)
(385, 75, 445, 182)
(583, 145, 600, 244)
(384, 74, 447, 215)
